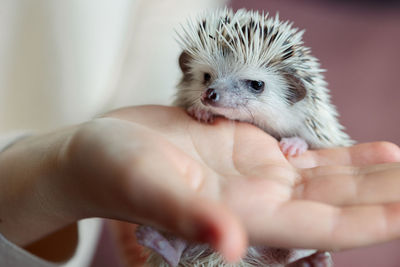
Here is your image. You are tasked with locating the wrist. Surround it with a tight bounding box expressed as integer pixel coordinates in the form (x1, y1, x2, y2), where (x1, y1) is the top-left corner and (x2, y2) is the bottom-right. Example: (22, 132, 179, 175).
(0, 126, 80, 246)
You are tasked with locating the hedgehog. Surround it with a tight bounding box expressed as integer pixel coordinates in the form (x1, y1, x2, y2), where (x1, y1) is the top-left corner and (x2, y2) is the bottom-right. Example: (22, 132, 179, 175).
(135, 8, 352, 267)
(174, 7, 353, 157)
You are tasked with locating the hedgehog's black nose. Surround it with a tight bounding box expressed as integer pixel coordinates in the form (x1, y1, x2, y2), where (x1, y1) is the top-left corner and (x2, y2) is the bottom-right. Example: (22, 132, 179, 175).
(202, 88, 219, 105)
(206, 88, 219, 101)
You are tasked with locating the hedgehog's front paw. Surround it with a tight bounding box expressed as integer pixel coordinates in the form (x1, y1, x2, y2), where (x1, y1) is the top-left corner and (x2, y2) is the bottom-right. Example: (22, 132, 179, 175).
(280, 137, 308, 157)
(286, 251, 332, 267)
(135, 225, 186, 267)
(187, 106, 214, 123)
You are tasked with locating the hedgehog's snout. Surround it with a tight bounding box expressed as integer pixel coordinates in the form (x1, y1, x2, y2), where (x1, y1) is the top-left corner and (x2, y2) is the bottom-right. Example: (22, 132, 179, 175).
(201, 88, 220, 105)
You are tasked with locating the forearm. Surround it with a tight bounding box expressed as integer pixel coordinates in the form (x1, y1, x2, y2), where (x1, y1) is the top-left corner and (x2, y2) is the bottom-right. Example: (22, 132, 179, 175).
(0, 127, 79, 246)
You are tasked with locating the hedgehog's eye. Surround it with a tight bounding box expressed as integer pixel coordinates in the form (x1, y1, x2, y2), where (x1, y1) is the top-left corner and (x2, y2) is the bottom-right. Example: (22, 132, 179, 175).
(247, 80, 265, 93)
(204, 73, 211, 83)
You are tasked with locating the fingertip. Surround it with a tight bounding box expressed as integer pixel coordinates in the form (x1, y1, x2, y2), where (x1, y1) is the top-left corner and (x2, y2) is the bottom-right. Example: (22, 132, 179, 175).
(296, 142, 400, 168)
(184, 199, 248, 263)
(216, 222, 248, 263)
(370, 142, 400, 163)
(348, 142, 400, 166)
(204, 206, 248, 263)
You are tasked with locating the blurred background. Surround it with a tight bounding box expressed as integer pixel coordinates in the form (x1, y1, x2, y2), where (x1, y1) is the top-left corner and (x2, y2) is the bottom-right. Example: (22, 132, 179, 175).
(0, 0, 399, 266)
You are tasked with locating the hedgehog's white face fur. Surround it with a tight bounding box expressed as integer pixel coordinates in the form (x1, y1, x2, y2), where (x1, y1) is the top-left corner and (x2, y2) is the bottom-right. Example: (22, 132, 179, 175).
(174, 8, 353, 148)
(177, 52, 300, 140)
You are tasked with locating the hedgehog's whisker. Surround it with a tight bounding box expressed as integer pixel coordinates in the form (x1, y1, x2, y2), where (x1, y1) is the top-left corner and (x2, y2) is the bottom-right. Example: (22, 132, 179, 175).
(186, 98, 202, 108)
(242, 104, 255, 123)
(183, 89, 204, 93)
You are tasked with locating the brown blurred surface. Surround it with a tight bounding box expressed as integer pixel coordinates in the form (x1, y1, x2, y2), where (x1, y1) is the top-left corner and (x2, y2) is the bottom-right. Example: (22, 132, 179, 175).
(25, 224, 78, 263)
(231, 1, 400, 266)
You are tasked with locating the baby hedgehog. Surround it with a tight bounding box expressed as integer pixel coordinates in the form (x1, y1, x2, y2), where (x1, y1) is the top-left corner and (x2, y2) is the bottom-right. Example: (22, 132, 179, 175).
(174, 8, 352, 155)
(136, 8, 352, 267)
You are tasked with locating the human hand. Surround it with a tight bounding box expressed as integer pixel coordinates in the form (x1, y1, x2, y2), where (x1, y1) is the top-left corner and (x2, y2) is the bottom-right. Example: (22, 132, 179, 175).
(88, 106, 400, 261)
(1, 105, 399, 263)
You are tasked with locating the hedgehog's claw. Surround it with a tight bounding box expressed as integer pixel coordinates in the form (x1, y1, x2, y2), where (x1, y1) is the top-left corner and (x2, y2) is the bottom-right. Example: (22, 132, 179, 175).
(280, 137, 308, 157)
(135, 225, 187, 267)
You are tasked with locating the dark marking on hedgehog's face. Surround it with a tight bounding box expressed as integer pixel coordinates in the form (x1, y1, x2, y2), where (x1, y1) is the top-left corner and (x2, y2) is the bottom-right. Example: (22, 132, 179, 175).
(179, 51, 192, 74)
(178, 51, 194, 84)
(203, 72, 212, 85)
(283, 73, 307, 104)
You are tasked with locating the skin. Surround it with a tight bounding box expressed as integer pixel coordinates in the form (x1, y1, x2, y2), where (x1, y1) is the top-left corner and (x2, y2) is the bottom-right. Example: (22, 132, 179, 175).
(0, 105, 400, 264)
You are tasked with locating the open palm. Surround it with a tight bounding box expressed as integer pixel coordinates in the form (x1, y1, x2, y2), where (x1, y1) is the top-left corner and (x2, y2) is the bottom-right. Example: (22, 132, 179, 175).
(67, 105, 400, 262)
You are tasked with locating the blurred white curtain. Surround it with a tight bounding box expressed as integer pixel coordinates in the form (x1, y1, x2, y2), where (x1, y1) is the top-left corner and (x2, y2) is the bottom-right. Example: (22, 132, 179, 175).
(0, 0, 227, 133)
(0, 0, 135, 132)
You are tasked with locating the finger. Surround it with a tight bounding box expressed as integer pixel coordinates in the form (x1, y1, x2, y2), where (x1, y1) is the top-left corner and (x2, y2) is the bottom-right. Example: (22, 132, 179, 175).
(174, 196, 248, 263)
(248, 200, 400, 251)
(136, 186, 248, 263)
(290, 142, 400, 169)
(294, 163, 400, 206)
(123, 144, 247, 263)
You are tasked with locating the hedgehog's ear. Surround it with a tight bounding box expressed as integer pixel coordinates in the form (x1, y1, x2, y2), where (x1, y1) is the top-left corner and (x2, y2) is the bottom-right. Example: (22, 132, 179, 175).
(179, 51, 192, 74)
(284, 73, 307, 104)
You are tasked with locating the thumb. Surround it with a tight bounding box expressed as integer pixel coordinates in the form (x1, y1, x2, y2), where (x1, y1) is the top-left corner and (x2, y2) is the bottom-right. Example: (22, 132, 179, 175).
(173, 195, 248, 263)
(129, 153, 248, 262)
(137, 181, 248, 263)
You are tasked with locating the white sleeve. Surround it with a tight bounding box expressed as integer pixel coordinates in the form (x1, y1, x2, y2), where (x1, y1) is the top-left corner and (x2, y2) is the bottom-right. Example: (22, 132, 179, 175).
(0, 134, 103, 267)
(61, 219, 103, 267)
(0, 219, 102, 267)
(0, 132, 31, 152)
(0, 233, 55, 267)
